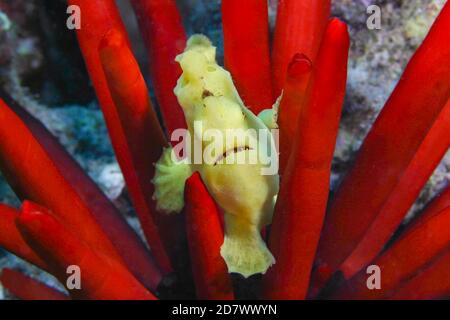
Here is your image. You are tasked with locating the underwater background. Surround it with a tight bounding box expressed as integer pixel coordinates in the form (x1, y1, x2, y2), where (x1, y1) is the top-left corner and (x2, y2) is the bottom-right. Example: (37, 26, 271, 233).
(0, 0, 446, 299)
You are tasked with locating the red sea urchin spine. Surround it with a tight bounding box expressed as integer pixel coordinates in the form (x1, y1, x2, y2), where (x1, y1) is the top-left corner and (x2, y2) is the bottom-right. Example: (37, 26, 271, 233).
(0, 99, 123, 264)
(0, 204, 47, 270)
(415, 141, 450, 222)
(313, 2, 450, 294)
(0, 95, 163, 290)
(0, 268, 69, 300)
(130, 0, 187, 136)
(185, 173, 234, 300)
(69, 0, 173, 275)
(262, 19, 349, 300)
(390, 249, 450, 300)
(271, 0, 331, 97)
(222, 0, 273, 114)
(333, 206, 450, 299)
(339, 100, 450, 280)
(419, 189, 450, 222)
(278, 54, 312, 174)
(99, 29, 184, 277)
(17, 201, 156, 300)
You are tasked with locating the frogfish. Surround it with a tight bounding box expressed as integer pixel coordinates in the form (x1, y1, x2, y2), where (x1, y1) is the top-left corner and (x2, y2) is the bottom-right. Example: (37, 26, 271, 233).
(152, 35, 280, 278)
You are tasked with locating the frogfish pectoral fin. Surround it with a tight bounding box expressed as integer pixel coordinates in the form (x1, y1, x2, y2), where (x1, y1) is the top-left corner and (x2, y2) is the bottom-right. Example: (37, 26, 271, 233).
(152, 147, 192, 214)
(220, 213, 275, 278)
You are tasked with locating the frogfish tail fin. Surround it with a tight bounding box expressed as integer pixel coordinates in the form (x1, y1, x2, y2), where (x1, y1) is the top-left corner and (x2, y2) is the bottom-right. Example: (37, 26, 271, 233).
(220, 213, 275, 278)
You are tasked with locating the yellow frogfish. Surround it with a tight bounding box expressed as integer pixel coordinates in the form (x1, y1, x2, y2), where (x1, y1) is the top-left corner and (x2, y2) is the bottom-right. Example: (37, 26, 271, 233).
(152, 35, 279, 278)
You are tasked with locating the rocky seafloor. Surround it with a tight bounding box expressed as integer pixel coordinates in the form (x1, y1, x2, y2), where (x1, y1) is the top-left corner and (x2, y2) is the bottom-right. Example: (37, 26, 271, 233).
(0, 0, 447, 299)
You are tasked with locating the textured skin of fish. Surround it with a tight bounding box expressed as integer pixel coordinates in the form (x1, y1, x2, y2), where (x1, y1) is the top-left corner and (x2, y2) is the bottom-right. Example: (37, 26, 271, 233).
(152, 35, 280, 278)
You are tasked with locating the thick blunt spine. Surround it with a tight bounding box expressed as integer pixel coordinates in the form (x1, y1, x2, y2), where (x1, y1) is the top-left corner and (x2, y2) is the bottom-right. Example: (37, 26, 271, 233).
(69, 0, 173, 276)
(263, 19, 349, 300)
(185, 173, 234, 300)
(222, 0, 274, 114)
(130, 0, 187, 136)
(271, 0, 331, 96)
(17, 201, 157, 300)
(314, 1, 450, 294)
